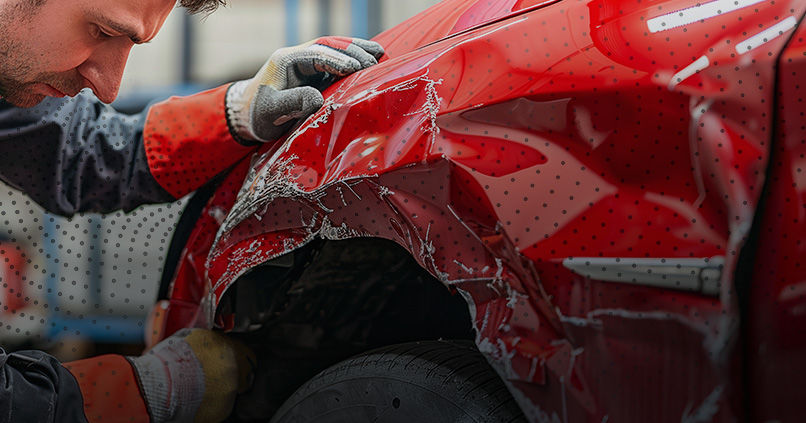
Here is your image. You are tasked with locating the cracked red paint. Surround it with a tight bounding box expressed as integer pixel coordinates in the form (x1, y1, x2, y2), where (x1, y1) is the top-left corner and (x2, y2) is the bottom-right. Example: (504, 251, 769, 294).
(155, 0, 806, 421)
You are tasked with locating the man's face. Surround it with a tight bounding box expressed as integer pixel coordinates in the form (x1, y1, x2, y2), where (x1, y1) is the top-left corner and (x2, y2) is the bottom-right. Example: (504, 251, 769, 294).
(0, 0, 175, 107)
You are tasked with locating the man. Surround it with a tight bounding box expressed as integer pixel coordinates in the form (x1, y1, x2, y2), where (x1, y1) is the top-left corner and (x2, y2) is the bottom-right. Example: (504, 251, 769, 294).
(0, 0, 384, 421)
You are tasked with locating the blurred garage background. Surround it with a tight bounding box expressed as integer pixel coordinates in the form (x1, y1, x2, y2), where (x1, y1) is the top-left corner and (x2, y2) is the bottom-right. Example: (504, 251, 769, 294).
(0, 0, 439, 360)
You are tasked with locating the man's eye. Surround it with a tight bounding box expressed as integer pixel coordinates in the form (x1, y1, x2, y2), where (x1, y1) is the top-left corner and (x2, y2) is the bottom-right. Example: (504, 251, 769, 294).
(92, 25, 114, 39)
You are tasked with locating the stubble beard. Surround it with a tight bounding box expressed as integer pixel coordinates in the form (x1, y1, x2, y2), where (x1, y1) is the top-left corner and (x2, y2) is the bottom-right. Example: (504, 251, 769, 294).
(0, 1, 40, 107)
(0, 53, 46, 108)
(0, 0, 69, 108)
(0, 67, 71, 108)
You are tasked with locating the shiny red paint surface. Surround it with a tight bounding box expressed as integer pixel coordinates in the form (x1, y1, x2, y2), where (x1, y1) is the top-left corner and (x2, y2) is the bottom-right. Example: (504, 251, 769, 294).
(376, 0, 561, 55)
(159, 0, 806, 420)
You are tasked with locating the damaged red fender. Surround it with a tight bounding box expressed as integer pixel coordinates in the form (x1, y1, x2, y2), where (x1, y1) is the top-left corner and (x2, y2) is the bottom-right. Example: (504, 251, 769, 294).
(158, 0, 806, 421)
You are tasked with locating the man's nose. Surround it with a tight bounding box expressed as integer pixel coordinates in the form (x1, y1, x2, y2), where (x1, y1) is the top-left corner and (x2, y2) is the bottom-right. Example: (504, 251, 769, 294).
(77, 39, 134, 104)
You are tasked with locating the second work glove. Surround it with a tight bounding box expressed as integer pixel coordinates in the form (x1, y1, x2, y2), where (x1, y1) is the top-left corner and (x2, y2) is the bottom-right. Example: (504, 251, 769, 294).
(128, 328, 255, 423)
(226, 36, 384, 143)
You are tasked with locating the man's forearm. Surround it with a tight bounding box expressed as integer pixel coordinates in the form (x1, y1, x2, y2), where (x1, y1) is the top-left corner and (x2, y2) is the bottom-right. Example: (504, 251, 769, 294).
(0, 87, 256, 216)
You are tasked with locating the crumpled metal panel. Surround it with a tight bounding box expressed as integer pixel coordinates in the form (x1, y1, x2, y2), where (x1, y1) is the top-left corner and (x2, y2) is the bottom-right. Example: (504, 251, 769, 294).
(746, 21, 806, 421)
(161, 158, 254, 335)
(164, 0, 805, 421)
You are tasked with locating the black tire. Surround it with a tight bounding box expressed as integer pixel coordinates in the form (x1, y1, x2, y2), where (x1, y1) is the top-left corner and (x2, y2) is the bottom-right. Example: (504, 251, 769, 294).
(269, 340, 527, 423)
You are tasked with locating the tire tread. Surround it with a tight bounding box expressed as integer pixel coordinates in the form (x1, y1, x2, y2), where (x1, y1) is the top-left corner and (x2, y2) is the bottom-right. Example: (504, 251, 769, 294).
(270, 340, 527, 423)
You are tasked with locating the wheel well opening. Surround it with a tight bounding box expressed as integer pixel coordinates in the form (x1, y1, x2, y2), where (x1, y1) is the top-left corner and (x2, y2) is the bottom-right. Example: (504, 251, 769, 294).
(220, 237, 475, 421)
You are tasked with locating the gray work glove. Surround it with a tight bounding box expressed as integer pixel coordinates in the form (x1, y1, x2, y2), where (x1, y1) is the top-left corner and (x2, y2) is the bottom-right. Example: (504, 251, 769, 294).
(226, 36, 384, 143)
(128, 328, 255, 423)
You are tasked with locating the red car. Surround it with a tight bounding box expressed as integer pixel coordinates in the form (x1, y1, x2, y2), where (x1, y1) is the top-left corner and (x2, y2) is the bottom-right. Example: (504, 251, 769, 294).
(149, 0, 806, 421)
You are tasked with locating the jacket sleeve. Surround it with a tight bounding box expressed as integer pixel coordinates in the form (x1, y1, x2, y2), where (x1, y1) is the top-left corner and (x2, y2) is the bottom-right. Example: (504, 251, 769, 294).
(0, 85, 257, 216)
(0, 350, 88, 423)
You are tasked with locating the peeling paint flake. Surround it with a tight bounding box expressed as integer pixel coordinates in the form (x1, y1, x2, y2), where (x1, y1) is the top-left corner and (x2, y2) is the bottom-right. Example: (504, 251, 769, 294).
(453, 259, 476, 274)
(404, 72, 444, 156)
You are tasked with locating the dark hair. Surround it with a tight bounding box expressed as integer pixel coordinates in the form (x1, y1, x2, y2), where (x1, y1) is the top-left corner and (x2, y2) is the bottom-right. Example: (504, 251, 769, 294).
(30, 0, 226, 15)
(179, 0, 227, 15)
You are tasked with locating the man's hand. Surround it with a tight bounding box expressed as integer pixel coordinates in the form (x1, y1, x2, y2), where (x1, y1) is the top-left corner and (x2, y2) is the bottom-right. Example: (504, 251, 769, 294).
(226, 36, 384, 143)
(127, 328, 255, 423)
